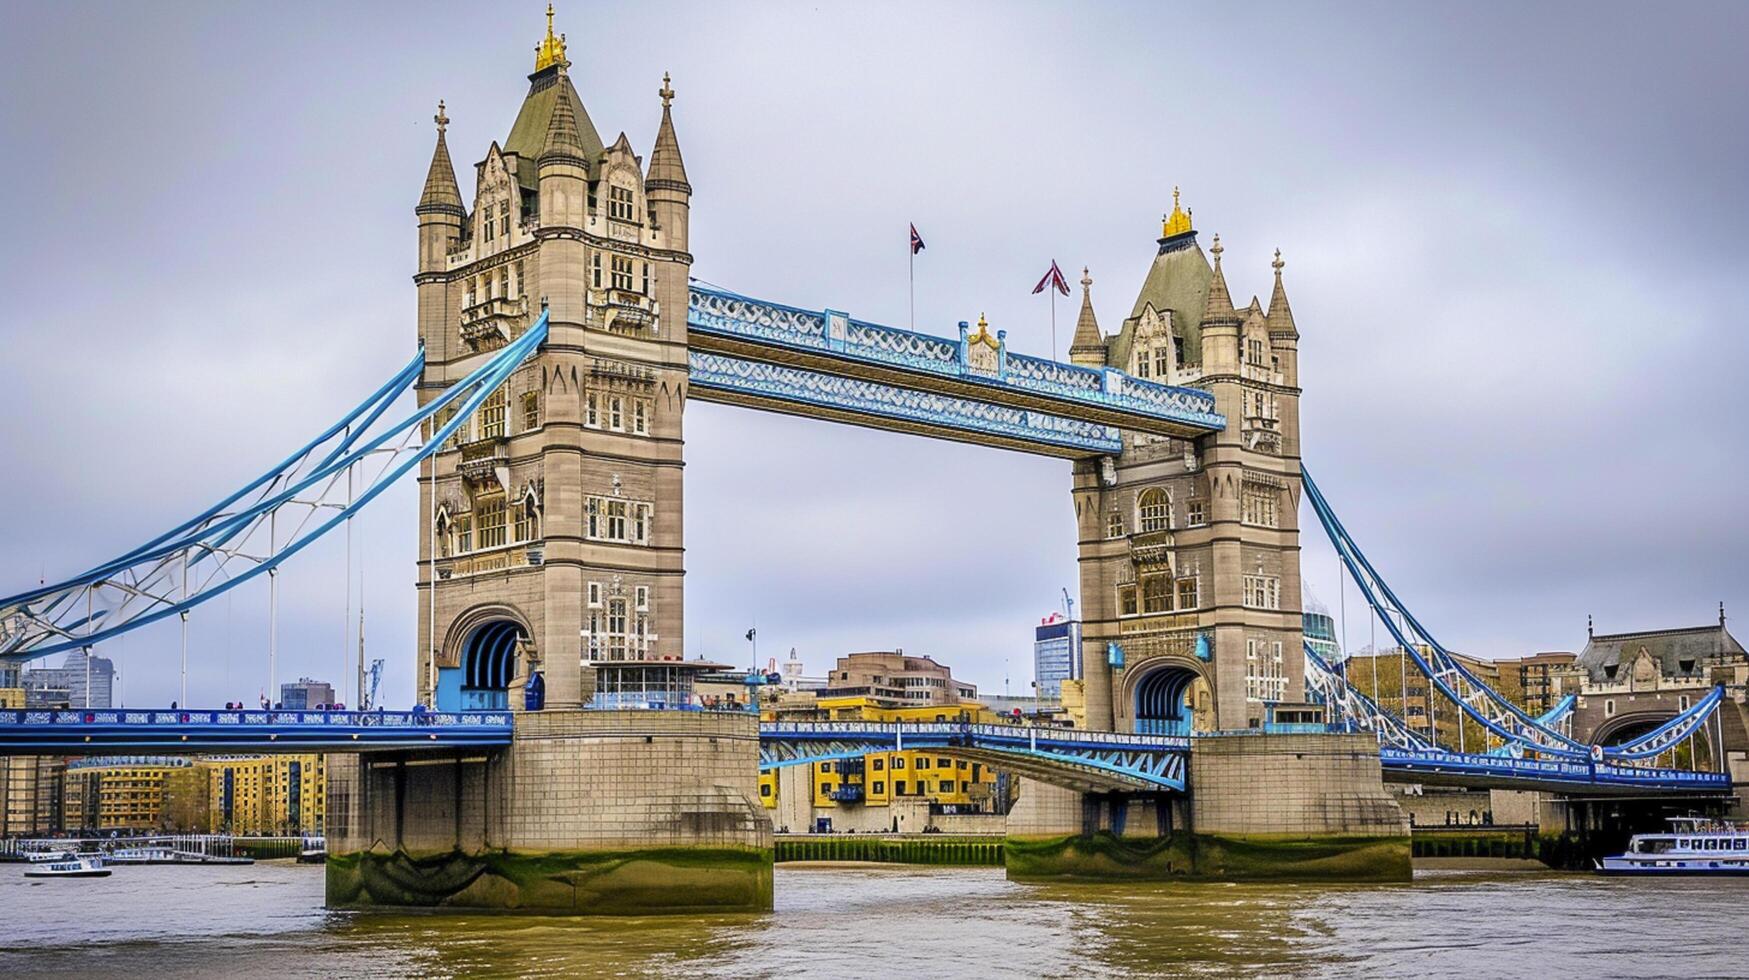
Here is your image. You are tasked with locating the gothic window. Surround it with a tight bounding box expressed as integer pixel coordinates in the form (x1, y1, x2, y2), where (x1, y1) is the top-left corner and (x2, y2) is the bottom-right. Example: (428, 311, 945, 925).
(635, 586, 650, 611)
(476, 497, 507, 550)
(587, 582, 602, 608)
(1135, 355, 1150, 380)
(608, 396, 624, 431)
(456, 514, 473, 553)
(1153, 347, 1171, 379)
(1246, 339, 1264, 365)
(611, 255, 634, 291)
(1141, 573, 1172, 614)
(1187, 500, 1206, 527)
(1137, 488, 1170, 533)
(606, 500, 627, 540)
(632, 399, 648, 435)
(480, 387, 507, 440)
(497, 267, 508, 300)
(1243, 575, 1281, 610)
(1245, 639, 1287, 702)
(586, 497, 599, 538)
(498, 202, 510, 238)
(633, 503, 651, 543)
(1118, 584, 1138, 617)
(513, 261, 524, 299)
(1106, 512, 1123, 539)
(464, 279, 476, 308)
(606, 599, 628, 659)
(513, 496, 538, 542)
(1176, 577, 1199, 610)
(641, 262, 651, 295)
(585, 392, 599, 428)
(1242, 487, 1279, 528)
(436, 513, 451, 558)
(591, 253, 602, 289)
(521, 391, 541, 431)
(609, 185, 635, 222)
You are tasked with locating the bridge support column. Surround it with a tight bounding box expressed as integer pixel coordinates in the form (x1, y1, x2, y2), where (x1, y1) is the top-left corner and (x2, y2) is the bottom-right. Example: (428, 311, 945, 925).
(325, 710, 772, 913)
(1006, 734, 1409, 882)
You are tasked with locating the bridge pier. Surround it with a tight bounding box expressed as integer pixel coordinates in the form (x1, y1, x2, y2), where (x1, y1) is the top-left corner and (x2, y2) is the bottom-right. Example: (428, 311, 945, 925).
(325, 710, 772, 914)
(1007, 733, 1409, 882)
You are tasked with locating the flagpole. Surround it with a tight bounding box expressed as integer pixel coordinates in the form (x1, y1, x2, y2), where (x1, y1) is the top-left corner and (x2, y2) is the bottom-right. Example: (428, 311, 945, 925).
(909, 241, 915, 330)
(1050, 289, 1057, 361)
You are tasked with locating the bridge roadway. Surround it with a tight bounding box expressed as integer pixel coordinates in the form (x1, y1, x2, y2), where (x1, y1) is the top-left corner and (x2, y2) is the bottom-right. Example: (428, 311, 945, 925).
(0, 710, 1728, 797)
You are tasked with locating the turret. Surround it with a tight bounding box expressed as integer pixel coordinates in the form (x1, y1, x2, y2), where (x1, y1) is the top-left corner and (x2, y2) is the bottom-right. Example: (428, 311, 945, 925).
(1197, 234, 1241, 377)
(538, 65, 589, 230)
(417, 101, 465, 275)
(1266, 248, 1299, 388)
(646, 73, 692, 253)
(1068, 268, 1107, 367)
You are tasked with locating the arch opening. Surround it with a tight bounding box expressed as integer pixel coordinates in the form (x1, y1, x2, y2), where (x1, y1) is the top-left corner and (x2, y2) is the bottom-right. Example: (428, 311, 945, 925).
(461, 619, 526, 710)
(1133, 664, 1201, 736)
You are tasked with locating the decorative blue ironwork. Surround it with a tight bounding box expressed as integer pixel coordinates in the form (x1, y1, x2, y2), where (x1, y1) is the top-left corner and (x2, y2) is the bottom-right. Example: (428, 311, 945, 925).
(688, 284, 1225, 431)
(758, 721, 1189, 791)
(688, 352, 1123, 455)
(0, 708, 514, 754)
(0, 315, 549, 663)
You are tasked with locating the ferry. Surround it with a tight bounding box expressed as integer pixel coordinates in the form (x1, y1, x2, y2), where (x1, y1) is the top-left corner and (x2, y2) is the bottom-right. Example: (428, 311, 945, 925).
(297, 836, 327, 864)
(1598, 817, 1749, 875)
(23, 855, 110, 878)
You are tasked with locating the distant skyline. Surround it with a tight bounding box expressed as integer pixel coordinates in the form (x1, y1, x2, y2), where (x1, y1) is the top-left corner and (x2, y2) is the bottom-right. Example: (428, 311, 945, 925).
(2, 2, 1745, 705)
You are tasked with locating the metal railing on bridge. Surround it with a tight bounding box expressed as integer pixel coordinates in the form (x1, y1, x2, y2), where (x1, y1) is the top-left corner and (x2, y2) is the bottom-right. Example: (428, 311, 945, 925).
(0, 707, 514, 754)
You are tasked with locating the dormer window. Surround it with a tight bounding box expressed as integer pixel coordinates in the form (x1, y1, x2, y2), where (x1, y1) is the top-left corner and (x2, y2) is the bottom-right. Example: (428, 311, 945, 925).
(609, 185, 635, 221)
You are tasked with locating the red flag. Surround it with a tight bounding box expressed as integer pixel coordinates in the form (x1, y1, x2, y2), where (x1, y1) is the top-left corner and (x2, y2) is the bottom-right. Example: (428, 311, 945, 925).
(1032, 260, 1070, 296)
(910, 223, 926, 254)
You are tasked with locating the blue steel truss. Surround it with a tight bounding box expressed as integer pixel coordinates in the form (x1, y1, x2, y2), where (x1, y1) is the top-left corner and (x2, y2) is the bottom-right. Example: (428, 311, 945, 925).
(688, 284, 1225, 434)
(0, 708, 513, 754)
(0, 315, 549, 664)
(688, 351, 1124, 456)
(758, 721, 1189, 791)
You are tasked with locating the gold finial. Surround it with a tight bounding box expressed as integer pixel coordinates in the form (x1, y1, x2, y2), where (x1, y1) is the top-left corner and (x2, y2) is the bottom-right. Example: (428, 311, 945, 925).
(535, 4, 568, 71)
(1162, 185, 1193, 238)
(660, 71, 675, 109)
(977, 312, 988, 331)
(1272, 248, 1284, 275)
(434, 100, 449, 134)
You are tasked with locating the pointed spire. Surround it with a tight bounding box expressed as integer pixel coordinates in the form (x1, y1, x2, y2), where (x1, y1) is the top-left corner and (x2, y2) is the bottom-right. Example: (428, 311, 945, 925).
(647, 71, 690, 191)
(417, 100, 464, 216)
(1069, 267, 1108, 366)
(1266, 247, 1298, 338)
(1201, 234, 1237, 322)
(539, 68, 588, 169)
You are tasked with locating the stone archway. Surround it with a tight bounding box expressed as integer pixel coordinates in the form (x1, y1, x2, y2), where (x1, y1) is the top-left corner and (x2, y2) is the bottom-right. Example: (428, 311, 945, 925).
(1129, 660, 1210, 736)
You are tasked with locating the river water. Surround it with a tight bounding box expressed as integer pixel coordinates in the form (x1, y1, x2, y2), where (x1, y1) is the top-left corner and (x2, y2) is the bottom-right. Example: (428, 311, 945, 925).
(0, 862, 1742, 978)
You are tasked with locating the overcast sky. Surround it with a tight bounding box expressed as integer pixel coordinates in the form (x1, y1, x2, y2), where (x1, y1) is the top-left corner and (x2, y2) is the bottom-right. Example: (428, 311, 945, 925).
(2, 2, 1745, 706)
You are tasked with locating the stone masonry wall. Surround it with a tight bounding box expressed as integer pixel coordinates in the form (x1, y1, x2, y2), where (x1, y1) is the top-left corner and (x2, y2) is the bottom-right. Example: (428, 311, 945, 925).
(1190, 733, 1406, 837)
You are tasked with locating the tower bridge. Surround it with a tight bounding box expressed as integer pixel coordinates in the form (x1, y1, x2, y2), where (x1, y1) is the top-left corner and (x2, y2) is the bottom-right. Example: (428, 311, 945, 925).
(1, 10, 1740, 912)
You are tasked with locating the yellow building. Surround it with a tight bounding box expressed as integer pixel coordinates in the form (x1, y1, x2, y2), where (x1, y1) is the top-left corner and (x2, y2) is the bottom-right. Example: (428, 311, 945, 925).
(62, 757, 209, 833)
(205, 755, 326, 835)
(759, 695, 1005, 813)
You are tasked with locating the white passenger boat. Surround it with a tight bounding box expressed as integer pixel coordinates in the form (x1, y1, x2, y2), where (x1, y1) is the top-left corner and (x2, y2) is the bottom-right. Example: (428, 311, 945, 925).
(23, 855, 110, 878)
(1598, 817, 1749, 875)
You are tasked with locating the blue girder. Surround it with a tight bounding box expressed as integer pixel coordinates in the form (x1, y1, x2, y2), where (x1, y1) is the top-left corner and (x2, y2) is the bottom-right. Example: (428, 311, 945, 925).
(0, 708, 513, 754)
(758, 721, 1189, 791)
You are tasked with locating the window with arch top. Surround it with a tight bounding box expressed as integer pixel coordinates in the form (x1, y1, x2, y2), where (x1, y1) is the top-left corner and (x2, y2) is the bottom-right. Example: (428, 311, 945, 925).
(1137, 488, 1171, 533)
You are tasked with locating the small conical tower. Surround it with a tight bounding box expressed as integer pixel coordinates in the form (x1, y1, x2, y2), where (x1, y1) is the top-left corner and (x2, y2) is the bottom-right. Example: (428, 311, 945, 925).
(538, 64, 589, 230)
(646, 72, 692, 253)
(1198, 234, 1241, 376)
(417, 101, 465, 274)
(1267, 249, 1299, 387)
(1069, 268, 1108, 367)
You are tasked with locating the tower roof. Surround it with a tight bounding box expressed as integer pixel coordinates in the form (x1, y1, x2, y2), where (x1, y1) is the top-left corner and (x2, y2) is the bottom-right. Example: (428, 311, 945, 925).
(417, 101, 465, 216)
(1111, 191, 1212, 369)
(1266, 248, 1298, 339)
(647, 72, 690, 191)
(1069, 267, 1106, 360)
(505, 9, 603, 186)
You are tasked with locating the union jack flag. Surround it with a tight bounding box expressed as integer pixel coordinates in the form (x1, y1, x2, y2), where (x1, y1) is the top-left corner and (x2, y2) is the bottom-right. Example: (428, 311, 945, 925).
(910, 223, 926, 254)
(1032, 260, 1071, 296)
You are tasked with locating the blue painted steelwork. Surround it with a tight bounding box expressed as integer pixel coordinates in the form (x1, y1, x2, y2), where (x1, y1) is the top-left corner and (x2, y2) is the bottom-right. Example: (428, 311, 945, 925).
(0, 315, 549, 664)
(0, 708, 514, 754)
(688, 284, 1225, 431)
(759, 721, 1189, 791)
(688, 351, 1123, 455)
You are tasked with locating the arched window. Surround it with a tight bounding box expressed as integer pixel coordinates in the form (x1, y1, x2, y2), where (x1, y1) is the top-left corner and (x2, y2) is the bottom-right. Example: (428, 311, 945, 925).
(1137, 488, 1170, 533)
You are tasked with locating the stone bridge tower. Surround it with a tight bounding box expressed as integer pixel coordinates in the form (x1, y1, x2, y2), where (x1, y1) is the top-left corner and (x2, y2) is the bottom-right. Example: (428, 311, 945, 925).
(413, 10, 692, 711)
(1070, 194, 1307, 733)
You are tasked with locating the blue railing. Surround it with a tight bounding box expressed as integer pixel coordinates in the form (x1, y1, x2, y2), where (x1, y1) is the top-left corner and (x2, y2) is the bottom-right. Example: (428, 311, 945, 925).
(0, 707, 515, 754)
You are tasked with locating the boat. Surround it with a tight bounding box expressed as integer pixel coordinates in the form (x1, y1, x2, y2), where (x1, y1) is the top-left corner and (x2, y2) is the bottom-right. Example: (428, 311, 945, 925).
(1597, 817, 1749, 875)
(297, 836, 327, 863)
(24, 855, 110, 878)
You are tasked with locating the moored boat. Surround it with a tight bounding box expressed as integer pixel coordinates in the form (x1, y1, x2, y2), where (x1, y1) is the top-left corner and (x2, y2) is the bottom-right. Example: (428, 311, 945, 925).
(23, 855, 110, 878)
(1598, 817, 1749, 875)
